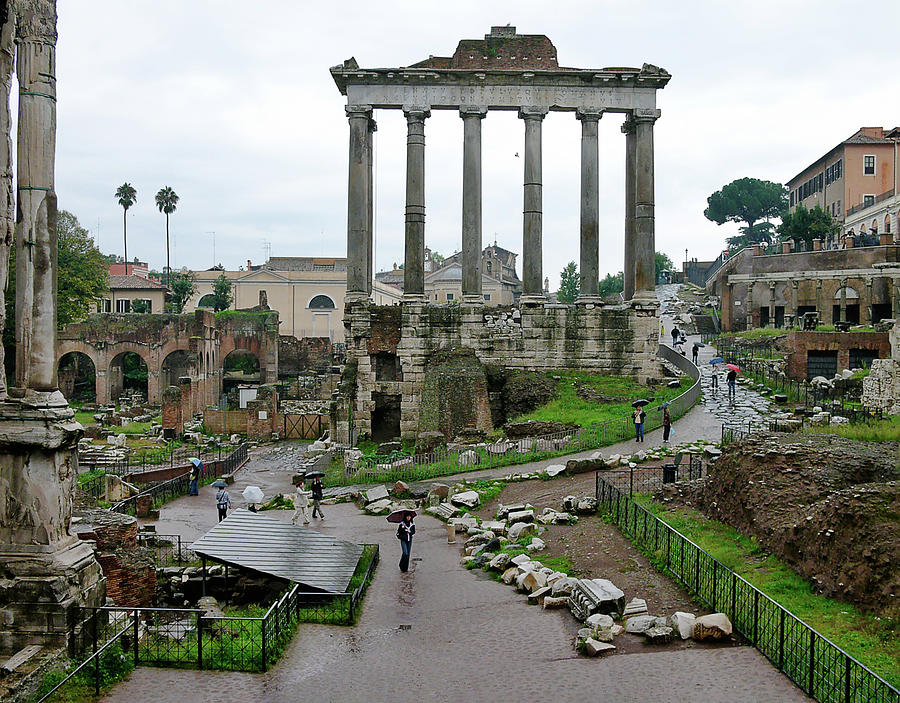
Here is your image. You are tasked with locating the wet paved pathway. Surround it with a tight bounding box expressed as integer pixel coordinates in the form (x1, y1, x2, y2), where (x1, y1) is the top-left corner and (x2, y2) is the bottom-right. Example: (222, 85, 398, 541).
(107, 503, 809, 703)
(105, 286, 808, 702)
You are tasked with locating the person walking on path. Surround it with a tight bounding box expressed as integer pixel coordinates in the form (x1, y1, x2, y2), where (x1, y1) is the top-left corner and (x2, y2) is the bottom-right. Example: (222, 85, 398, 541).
(292, 478, 311, 525)
(188, 464, 200, 496)
(662, 406, 672, 443)
(727, 368, 737, 400)
(711, 367, 719, 392)
(691, 342, 700, 365)
(670, 325, 680, 347)
(215, 486, 231, 522)
(397, 513, 416, 572)
(632, 407, 646, 442)
(310, 476, 325, 520)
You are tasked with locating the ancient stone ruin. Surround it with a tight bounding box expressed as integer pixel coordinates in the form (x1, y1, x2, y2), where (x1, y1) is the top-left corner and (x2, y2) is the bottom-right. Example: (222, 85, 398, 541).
(0, 0, 105, 654)
(331, 27, 671, 441)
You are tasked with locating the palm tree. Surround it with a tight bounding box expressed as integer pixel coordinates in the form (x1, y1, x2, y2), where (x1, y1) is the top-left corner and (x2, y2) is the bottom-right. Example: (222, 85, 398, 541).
(154, 186, 179, 289)
(115, 183, 137, 272)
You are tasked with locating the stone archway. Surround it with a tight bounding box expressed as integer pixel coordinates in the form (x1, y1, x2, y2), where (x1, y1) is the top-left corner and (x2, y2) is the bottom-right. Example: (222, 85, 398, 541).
(108, 351, 149, 402)
(161, 349, 192, 389)
(57, 351, 96, 404)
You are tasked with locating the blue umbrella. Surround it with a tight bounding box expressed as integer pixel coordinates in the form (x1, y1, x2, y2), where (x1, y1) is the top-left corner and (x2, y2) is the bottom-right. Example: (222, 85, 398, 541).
(189, 457, 203, 468)
(710, 357, 725, 365)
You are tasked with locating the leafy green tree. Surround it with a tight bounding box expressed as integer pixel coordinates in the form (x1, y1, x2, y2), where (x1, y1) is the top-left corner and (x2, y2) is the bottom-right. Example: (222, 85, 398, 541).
(154, 186, 179, 288)
(131, 299, 151, 314)
(115, 183, 136, 269)
(165, 271, 196, 313)
(655, 252, 674, 278)
(210, 273, 233, 312)
(598, 271, 624, 298)
(3, 210, 108, 378)
(704, 178, 786, 248)
(557, 261, 579, 303)
(777, 205, 841, 249)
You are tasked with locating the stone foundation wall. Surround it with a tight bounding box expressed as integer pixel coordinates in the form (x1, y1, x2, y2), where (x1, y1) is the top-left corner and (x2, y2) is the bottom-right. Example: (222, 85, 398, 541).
(344, 299, 659, 441)
(784, 331, 891, 379)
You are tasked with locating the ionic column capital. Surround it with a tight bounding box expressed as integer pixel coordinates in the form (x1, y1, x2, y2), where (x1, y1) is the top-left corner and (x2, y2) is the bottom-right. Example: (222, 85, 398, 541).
(576, 108, 604, 122)
(632, 108, 662, 124)
(621, 119, 636, 135)
(460, 106, 488, 119)
(518, 106, 549, 121)
(345, 104, 373, 119)
(403, 106, 431, 122)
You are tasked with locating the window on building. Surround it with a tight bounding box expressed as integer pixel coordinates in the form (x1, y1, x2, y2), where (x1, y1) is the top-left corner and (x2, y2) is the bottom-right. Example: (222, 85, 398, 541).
(312, 264, 334, 271)
(446, 293, 454, 301)
(115, 299, 130, 313)
(484, 293, 491, 301)
(831, 203, 835, 216)
(99, 298, 111, 313)
(817, 173, 823, 190)
(486, 261, 492, 273)
(790, 192, 795, 207)
(864, 194, 875, 208)
(886, 216, 891, 233)
(835, 159, 842, 179)
(864, 155, 875, 175)
(308, 294, 336, 309)
(837, 200, 841, 214)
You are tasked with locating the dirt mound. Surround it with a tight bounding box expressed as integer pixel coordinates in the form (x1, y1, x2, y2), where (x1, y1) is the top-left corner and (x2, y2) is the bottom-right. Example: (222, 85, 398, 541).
(503, 420, 579, 438)
(664, 433, 899, 617)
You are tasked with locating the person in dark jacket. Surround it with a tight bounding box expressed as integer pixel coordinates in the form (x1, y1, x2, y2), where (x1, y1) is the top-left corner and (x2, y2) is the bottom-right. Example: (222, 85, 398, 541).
(662, 406, 672, 443)
(397, 513, 416, 572)
(310, 477, 325, 520)
(215, 487, 231, 522)
(727, 369, 737, 400)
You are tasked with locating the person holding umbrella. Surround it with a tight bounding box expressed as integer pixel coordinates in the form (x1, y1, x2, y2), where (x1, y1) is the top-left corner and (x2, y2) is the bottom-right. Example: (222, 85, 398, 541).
(388, 509, 417, 572)
(188, 458, 202, 496)
(308, 471, 325, 520)
(709, 357, 724, 391)
(632, 400, 647, 443)
(726, 364, 740, 400)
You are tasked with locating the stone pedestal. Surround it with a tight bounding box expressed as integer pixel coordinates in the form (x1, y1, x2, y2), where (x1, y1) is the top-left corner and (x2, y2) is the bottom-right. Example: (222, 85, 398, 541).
(0, 391, 105, 654)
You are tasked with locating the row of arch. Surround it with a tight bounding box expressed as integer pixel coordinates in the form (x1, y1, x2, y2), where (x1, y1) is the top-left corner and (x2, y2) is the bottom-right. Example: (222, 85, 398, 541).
(846, 214, 892, 237)
(57, 348, 262, 404)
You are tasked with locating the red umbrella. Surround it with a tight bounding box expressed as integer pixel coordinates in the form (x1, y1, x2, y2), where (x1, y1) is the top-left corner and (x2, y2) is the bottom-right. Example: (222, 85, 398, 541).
(725, 363, 741, 372)
(386, 509, 417, 523)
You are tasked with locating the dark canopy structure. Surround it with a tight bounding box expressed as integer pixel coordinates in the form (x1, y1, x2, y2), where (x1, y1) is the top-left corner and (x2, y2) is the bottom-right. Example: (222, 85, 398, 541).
(190, 510, 363, 593)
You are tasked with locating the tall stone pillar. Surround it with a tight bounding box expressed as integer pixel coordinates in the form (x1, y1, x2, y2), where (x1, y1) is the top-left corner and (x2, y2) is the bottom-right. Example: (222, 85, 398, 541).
(721, 282, 734, 332)
(622, 119, 636, 300)
(0, 2, 105, 655)
(632, 109, 661, 303)
(366, 116, 376, 295)
(403, 107, 429, 300)
(345, 105, 372, 302)
(577, 109, 602, 300)
(865, 278, 873, 325)
(519, 107, 548, 303)
(460, 106, 486, 303)
(0, 12, 12, 399)
(816, 279, 823, 322)
(840, 278, 848, 323)
(768, 281, 776, 328)
(790, 280, 799, 327)
(893, 277, 900, 319)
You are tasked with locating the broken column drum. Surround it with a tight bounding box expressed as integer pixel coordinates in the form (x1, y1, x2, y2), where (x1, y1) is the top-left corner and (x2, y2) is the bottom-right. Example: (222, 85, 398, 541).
(0, 0, 105, 655)
(331, 27, 671, 441)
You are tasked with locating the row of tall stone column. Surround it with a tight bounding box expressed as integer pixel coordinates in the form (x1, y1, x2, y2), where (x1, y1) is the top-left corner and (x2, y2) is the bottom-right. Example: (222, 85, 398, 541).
(344, 105, 661, 305)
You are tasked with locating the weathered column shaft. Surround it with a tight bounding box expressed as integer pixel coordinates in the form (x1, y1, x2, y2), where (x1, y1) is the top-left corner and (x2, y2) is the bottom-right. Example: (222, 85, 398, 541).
(768, 283, 776, 327)
(403, 108, 429, 298)
(15, 21, 57, 390)
(790, 281, 798, 327)
(366, 117, 376, 295)
(816, 279, 823, 320)
(840, 278, 848, 323)
(0, 12, 14, 399)
(622, 119, 636, 300)
(865, 278, 873, 324)
(461, 107, 486, 301)
(721, 282, 734, 332)
(632, 109, 660, 302)
(520, 107, 547, 299)
(345, 105, 372, 298)
(577, 110, 602, 298)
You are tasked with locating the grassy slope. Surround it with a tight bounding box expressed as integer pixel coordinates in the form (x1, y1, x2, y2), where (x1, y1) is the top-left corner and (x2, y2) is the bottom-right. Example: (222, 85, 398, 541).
(515, 370, 691, 427)
(635, 497, 899, 688)
(801, 416, 900, 442)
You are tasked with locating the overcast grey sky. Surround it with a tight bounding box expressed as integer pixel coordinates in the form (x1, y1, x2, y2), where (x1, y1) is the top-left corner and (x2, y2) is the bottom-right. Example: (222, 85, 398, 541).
(54, 0, 900, 288)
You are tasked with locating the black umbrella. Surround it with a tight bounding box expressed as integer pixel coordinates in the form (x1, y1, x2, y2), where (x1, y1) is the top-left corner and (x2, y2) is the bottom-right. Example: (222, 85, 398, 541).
(211, 479, 227, 488)
(632, 399, 650, 407)
(305, 470, 325, 479)
(386, 508, 417, 523)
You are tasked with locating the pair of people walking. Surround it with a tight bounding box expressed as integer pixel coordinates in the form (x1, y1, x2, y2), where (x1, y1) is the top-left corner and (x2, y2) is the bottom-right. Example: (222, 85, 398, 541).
(292, 475, 326, 523)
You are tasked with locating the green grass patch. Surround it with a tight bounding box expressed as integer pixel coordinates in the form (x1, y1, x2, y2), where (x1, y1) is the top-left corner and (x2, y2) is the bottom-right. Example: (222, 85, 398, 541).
(634, 497, 899, 688)
(801, 416, 900, 442)
(30, 642, 134, 703)
(74, 410, 97, 426)
(514, 370, 692, 427)
(77, 468, 105, 486)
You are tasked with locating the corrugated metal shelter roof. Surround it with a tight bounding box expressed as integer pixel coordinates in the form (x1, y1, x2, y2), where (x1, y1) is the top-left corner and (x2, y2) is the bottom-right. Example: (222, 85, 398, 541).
(190, 510, 363, 593)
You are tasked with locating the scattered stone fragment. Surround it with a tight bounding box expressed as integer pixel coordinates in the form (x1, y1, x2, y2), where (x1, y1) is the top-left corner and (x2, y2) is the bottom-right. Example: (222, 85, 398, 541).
(643, 626, 674, 644)
(364, 485, 389, 504)
(526, 537, 546, 552)
(451, 490, 480, 508)
(501, 567, 519, 584)
(624, 615, 657, 634)
(488, 553, 511, 571)
(583, 638, 616, 656)
(692, 613, 733, 641)
(527, 586, 552, 604)
(622, 597, 648, 617)
(542, 596, 569, 609)
(508, 521, 536, 541)
(668, 612, 695, 640)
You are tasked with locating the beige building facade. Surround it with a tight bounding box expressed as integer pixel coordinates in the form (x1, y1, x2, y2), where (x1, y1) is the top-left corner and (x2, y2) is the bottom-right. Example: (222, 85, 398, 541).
(185, 257, 401, 342)
(100, 275, 168, 314)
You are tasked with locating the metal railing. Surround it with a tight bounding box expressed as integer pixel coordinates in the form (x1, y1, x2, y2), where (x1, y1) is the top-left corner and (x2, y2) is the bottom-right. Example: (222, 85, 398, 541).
(344, 344, 702, 486)
(596, 455, 707, 498)
(595, 474, 899, 703)
(136, 533, 189, 565)
(78, 442, 238, 476)
(109, 443, 248, 515)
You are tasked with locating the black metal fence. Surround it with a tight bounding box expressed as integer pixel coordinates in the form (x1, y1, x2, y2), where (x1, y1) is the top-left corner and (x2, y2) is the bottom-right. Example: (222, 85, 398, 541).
(137, 533, 190, 565)
(595, 475, 899, 703)
(77, 442, 237, 476)
(110, 443, 248, 515)
(596, 454, 707, 497)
